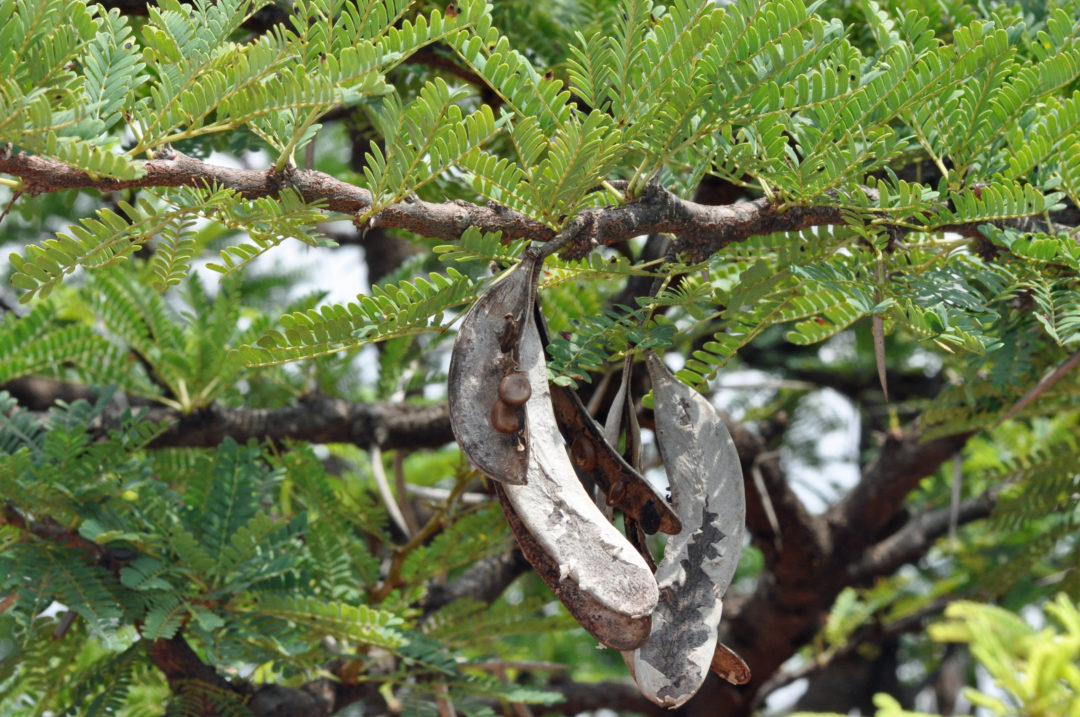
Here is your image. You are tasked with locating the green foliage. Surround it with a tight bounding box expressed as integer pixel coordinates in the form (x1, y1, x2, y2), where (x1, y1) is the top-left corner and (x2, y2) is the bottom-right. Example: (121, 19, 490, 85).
(6, 0, 1080, 711)
(795, 595, 1080, 717)
(0, 396, 558, 713)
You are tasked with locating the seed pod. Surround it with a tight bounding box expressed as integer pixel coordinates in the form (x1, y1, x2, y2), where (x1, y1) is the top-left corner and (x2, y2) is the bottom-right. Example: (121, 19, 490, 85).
(448, 257, 541, 484)
(498, 372, 532, 406)
(536, 311, 680, 535)
(495, 310, 658, 650)
(710, 641, 750, 685)
(622, 350, 746, 708)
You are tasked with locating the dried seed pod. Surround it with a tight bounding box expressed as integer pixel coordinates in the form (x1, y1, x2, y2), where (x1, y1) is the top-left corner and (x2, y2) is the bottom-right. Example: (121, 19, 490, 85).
(622, 350, 746, 708)
(497, 372, 532, 406)
(448, 256, 541, 484)
(710, 641, 750, 685)
(537, 311, 680, 535)
(495, 310, 658, 650)
(490, 399, 521, 434)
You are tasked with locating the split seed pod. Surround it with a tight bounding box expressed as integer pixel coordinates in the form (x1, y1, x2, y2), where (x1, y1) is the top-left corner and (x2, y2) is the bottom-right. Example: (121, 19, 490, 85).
(494, 309, 659, 650)
(448, 257, 542, 484)
(535, 308, 680, 535)
(622, 350, 746, 708)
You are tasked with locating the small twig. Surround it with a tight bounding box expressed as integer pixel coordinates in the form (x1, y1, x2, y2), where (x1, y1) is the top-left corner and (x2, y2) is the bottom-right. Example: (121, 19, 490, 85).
(371, 445, 411, 538)
(406, 484, 489, 505)
(435, 684, 457, 717)
(489, 665, 534, 717)
(948, 452, 962, 541)
(52, 610, 78, 640)
(585, 368, 614, 418)
(393, 450, 420, 535)
(0, 189, 22, 224)
(752, 457, 782, 553)
(996, 348, 1080, 426)
(466, 661, 569, 672)
(372, 477, 467, 601)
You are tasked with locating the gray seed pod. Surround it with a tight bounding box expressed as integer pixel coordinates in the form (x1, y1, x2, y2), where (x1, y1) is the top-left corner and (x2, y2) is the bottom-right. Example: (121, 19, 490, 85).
(623, 350, 746, 708)
(494, 310, 659, 650)
(448, 257, 541, 484)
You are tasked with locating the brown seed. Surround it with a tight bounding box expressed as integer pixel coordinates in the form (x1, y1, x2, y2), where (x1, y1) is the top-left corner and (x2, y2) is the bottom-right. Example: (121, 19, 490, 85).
(570, 436, 597, 471)
(607, 480, 626, 505)
(498, 372, 532, 406)
(490, 399, 520, 434)
(639, 500, 661, 535)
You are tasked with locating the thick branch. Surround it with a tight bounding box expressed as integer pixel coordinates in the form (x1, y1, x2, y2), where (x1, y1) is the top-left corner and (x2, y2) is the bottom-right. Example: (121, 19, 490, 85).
(422, 549, 531, 614)
(542, 679, 669, 717)
(148, 634, 373, 717)
(751, 597, 949, 710)
(724, 418, 827, 570)
(849, 487, 1002, 583)
(6, 150, 1063, 263)
(684, 426, 974, 717)
(827, 429, 974, 546)
(9, 379, 452, 450)
(127, 396, 452, 449)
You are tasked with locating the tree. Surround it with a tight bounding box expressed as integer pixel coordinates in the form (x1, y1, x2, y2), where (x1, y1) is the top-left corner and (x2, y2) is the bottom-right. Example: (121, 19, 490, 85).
(2, 0, 1080, 713)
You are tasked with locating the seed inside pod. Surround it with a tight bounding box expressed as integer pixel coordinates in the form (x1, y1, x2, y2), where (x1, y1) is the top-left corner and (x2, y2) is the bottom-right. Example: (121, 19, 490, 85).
(498, 372, 532, 406)
(639, 500, 661, 535)
(490, 399, 520, 434)
(570, 435, 597, 471)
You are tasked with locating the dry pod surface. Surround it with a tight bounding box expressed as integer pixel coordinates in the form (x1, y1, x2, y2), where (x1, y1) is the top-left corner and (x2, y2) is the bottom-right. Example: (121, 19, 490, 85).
(448, 257, 541, 484)
(711, 641, 751, 685)
(535, 308, 680, 535)
(622, 350, 746, 707)
(494, 308, 659, 650)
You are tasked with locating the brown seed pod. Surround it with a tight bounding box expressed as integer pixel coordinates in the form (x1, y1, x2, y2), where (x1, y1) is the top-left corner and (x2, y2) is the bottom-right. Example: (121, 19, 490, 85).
(498, 372, 532, 406)
(710, 641, 750, 685)
(448, 256, 541, 484)
(490, 399, 521, 434)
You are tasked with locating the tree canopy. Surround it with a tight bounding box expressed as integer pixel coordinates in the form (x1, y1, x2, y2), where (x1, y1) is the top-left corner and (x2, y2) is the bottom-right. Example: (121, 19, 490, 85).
(2, 0, 1080, 714)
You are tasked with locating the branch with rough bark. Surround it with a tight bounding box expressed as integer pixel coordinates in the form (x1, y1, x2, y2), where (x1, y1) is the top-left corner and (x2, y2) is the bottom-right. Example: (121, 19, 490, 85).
(849, 487, 1002, 584)
(4, 149, 1069, 266)
(9, 379, 453, 450)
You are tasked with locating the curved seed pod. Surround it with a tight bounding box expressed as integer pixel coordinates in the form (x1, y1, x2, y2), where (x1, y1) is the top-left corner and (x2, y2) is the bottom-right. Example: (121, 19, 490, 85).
(711, 641, 750, 685)
(495, 309, 659, 650)
(535, 310, 680, 535)
(623, 350, 746, 708)
(448, 256, 542, 484)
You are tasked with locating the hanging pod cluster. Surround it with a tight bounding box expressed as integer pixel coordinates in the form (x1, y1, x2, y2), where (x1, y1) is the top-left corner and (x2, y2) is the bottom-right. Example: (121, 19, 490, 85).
(448, 252, 748, 705)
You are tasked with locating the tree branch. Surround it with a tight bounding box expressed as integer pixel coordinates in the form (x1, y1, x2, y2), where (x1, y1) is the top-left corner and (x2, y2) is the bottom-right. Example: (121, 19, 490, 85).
(750, 597, 950, 710)
(681, 425, 974, 716)
(5, 150, 1066, 264)
(827, 429, 974, 547)
(422, 549, 532, 615)
(849, 487, 1002, 583)
(87, 395, 452, 450)
(541, 679, 670, 716)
